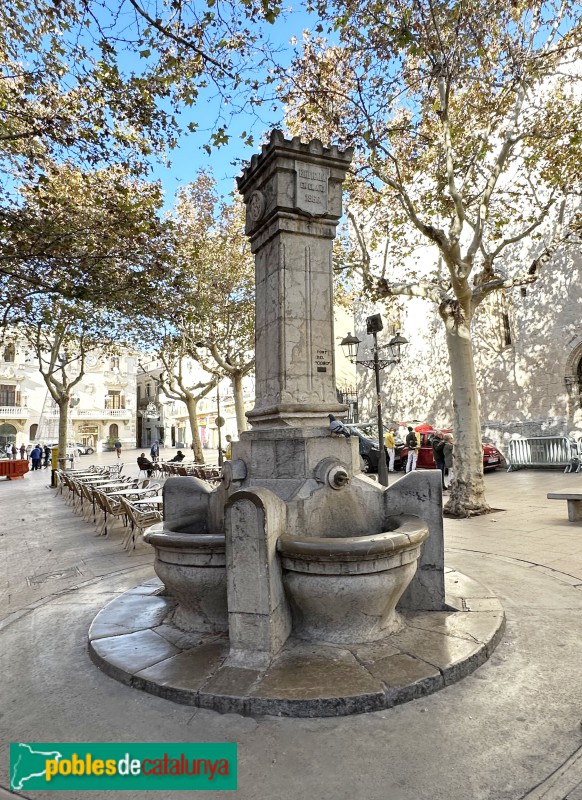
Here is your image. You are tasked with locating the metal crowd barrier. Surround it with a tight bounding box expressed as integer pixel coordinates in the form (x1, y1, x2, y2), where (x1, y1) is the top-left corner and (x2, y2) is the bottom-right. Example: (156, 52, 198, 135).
(507, 436, 579, 473)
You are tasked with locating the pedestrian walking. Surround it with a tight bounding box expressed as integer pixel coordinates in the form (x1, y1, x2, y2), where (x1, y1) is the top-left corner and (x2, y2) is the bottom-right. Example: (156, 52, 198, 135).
(431, 431, 446, 487)
(150, 440, 159, 463)
(4, 443, 11, 457)
(43, 445, 51, 468)
(405, 426, 419, 472)
(443, 433, 454, 489)
(114, 439, 122, 459)
(19, 444, 26, 460)
(224, 434, 233, 461)
(384, 427, 396, 472)
(11, 443, 17, 459)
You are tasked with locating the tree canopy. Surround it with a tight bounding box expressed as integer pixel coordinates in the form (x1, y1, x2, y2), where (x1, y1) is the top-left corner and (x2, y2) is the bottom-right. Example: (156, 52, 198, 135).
(0, 0, 285, 186)
(169, 172, 255, 429)
(282, 0, 582, 515)
(0, 0, 284, 321)
(0, 163, 175, 326)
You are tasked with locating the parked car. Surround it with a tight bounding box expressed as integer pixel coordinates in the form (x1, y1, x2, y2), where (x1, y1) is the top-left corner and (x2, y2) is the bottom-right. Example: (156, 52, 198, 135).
(346, 423, 405, 473)
(46, 442, 84, 457)
(399, 427, 503, 471)
(75, 442, 95, 455)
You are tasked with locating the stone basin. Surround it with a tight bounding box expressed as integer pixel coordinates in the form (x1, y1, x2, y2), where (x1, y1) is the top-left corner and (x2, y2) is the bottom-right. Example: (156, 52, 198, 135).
(143, 524, 227, 633)
(277, 515, 428, 643)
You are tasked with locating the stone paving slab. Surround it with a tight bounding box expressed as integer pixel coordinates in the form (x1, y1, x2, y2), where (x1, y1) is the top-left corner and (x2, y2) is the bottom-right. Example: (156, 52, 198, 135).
(88, 571, 505, 717)
(5, 463, 582, 798)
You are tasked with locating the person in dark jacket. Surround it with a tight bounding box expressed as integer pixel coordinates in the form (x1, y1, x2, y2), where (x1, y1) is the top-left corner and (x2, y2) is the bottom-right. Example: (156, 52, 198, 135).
(443, 433, 454, 490)
(30, 445, 42, 470)
(19, 444, 26, 459)
(43, 445, 51, 468)
(431, 431, 446, 487)
(405, 427, 419, 472)
(168, 450, 185, 463)
(137, 452, 156, 477)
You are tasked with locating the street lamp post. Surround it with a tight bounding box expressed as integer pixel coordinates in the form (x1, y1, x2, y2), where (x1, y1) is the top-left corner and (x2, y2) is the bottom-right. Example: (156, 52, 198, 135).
(216, 386, 224, 468)
(341, 314, 408, 487)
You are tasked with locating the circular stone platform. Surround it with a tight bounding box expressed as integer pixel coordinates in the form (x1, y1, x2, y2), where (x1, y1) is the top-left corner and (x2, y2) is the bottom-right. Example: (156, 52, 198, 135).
(88, 570, 505, 718)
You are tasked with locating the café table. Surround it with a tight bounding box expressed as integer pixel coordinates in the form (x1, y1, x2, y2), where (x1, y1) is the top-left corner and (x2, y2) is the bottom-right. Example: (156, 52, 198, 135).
(97, 482, 137, 490)
(80, 477, 137, 486)
(133, 495, 164, 506)
(87, 482, 140, 520)
(107, 487, 157, 498)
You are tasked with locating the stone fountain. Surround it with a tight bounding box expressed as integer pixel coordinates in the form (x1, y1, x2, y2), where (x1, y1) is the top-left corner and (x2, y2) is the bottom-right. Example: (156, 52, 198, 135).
(89, 131, 504, 716)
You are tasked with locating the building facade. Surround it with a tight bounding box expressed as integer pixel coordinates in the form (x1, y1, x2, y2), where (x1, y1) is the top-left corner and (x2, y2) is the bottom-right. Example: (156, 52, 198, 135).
(135, 359, 255, 452)
(351, 245, 582, 451)
(0, 340, 137, 450)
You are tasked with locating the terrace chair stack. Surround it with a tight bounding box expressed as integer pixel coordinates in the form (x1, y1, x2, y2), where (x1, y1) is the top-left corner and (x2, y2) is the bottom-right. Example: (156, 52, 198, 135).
(53, 463, 162, 552)
(118, 496, 162, 551)
(192, 465, 222, 485)
(93, 490, 129, 538)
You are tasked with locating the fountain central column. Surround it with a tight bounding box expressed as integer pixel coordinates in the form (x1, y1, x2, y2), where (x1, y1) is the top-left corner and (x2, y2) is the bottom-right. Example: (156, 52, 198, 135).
(238, 130, 353, 431)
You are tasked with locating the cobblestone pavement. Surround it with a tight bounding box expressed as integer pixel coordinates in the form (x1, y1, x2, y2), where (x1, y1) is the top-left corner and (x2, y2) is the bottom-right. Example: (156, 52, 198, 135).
(2, 456, 582, 799)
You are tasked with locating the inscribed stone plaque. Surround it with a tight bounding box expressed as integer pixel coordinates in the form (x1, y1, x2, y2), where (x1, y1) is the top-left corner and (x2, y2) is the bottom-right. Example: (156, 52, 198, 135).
(315, 347, 331, 374)
(295, 161, 329, 215)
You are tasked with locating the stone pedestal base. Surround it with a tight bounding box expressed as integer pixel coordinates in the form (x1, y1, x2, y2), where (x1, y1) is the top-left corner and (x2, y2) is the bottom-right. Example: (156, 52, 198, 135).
(88, 569, 505, 718)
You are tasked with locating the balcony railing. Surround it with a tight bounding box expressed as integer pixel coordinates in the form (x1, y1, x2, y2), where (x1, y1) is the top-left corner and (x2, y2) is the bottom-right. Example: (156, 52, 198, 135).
(0, 405, 29, 417)
(76, 408, 131, 418)
(9, 407, 133, 420)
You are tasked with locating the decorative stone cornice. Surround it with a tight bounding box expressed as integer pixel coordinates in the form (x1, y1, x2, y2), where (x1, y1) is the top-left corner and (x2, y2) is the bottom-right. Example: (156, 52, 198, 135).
(236, 129, 354, 193)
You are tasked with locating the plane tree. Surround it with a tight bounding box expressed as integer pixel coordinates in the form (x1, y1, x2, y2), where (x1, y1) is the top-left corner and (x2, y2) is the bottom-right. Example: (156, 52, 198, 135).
(153, 333, 220, 463)
(0, 0, 284, 313)
(18, 299, 133, 462)
(282, 0, 582, 516)
(167, 172, 255, 435)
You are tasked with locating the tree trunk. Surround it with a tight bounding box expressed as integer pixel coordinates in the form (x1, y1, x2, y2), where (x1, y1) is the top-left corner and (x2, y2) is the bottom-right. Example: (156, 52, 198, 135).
(232, 372, 247, 434)
(57, 397, 70, 467)
(186, 395, 204, 463)
(441, 304, 490, 516)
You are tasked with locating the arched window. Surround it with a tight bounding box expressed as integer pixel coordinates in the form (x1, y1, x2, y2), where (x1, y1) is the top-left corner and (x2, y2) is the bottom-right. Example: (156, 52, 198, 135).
(109, 423, 119, 439)
(3, 343, 15, 362)
(110, 356, 120, 370)
(29, 423, 38, 440)
(0, 422, 17, 446)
